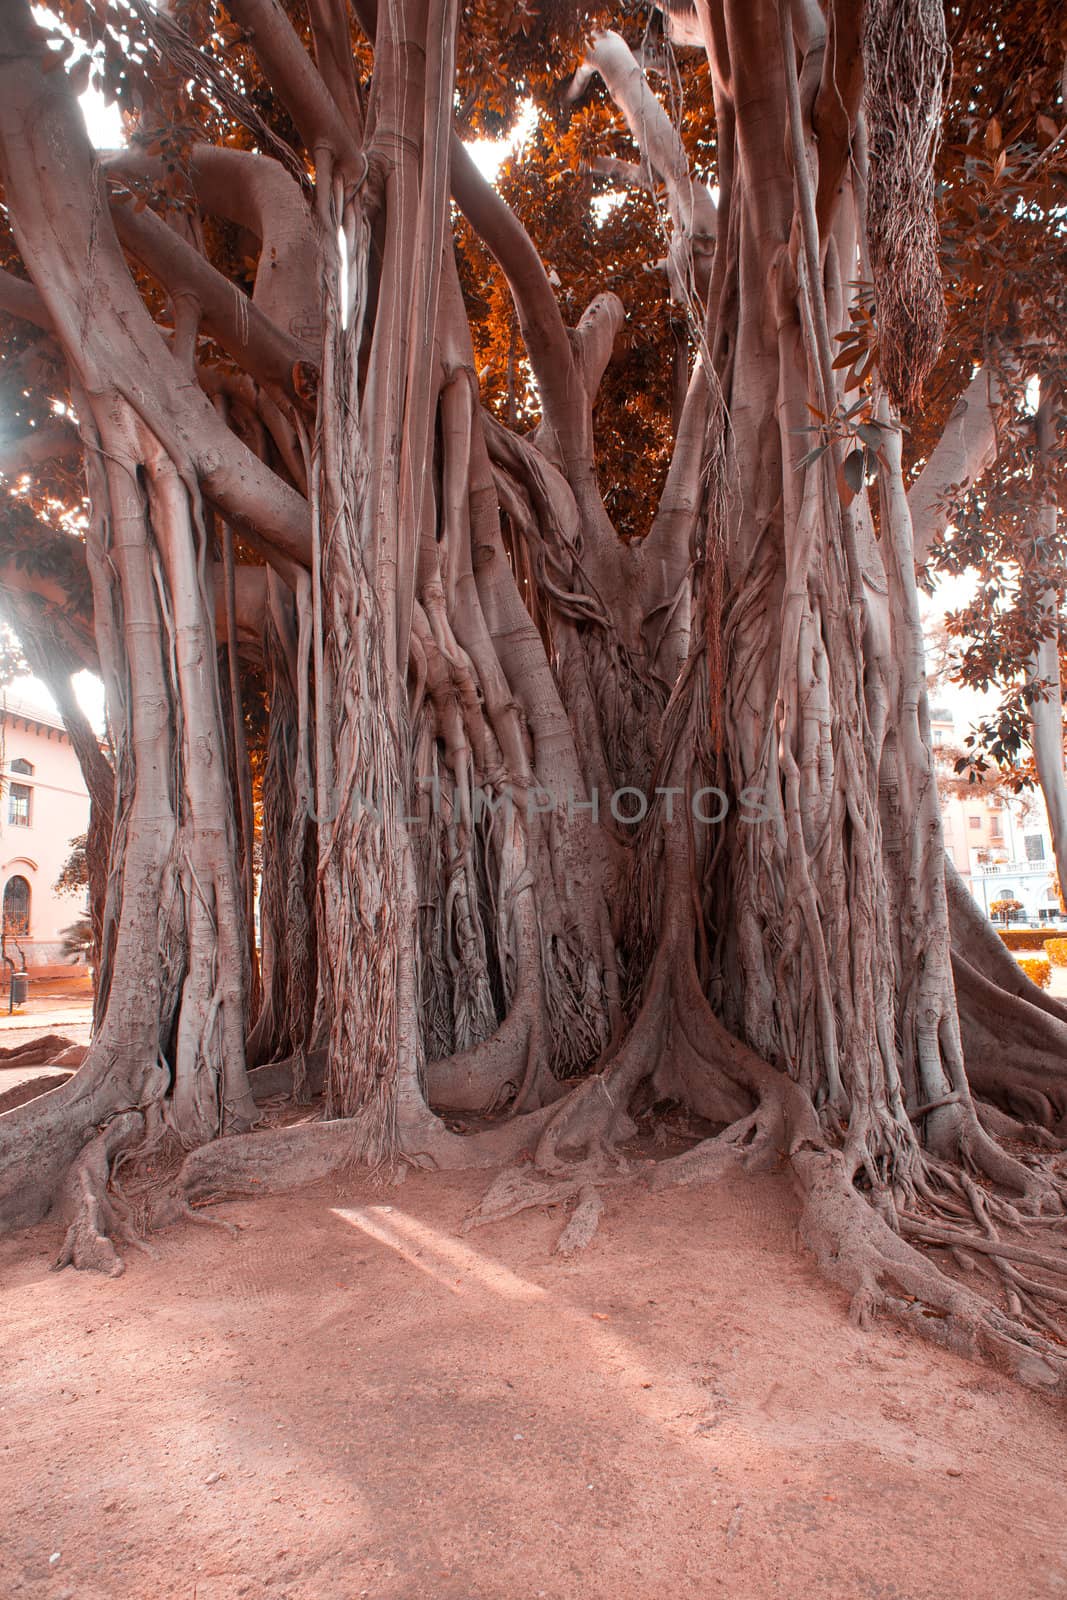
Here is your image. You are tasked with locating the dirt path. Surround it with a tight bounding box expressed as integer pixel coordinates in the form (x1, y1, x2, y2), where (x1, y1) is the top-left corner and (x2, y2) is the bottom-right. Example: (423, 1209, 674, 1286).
(1, 1165, 1063, 1600)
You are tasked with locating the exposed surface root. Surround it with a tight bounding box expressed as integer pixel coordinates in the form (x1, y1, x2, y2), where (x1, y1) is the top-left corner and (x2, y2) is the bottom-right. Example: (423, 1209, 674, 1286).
(467, 948, 1067, 1393)
(0, 1033, 78, 1067)
(151, 1119, 359, 1220)
(553, 1184, 604, 1257)
(793, 1145, 1067, 1392)
(51, 1044, 87, 1069)
(247, 1048, 326, 1103)
(954, 953, 1067, 1133)
(974, 1098, 1061, 1151)
(53, 1111, 147, 1277)
(426, 1001, 536, 1115)
(0, 1072, 73, 1115)
(462, 1162, 608, 1233)
(145, 1100, 560, 1229)
(647, 1107, 776, 1190)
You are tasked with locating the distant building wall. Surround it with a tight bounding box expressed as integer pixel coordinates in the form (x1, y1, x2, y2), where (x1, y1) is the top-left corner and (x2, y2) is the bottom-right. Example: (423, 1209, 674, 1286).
(0, 696, 91, 972)
(933, 710, 1061, 926)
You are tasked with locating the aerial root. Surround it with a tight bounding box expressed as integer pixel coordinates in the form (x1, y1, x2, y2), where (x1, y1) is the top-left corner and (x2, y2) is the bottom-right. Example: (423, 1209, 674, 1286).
(52, 1110, 148, 1277)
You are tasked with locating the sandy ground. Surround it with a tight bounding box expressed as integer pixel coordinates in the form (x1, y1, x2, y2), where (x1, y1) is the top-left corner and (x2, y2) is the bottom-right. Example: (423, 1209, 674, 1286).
(1, 1160, 1065, 1600)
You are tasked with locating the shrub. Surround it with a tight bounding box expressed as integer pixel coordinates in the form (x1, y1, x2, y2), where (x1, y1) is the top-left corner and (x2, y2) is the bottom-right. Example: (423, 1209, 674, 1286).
(999, 927, 1067, 951)
(59, 917, 93, 964)
(1019, 956, 1052, 989)
(1045, 938, 1067, 968)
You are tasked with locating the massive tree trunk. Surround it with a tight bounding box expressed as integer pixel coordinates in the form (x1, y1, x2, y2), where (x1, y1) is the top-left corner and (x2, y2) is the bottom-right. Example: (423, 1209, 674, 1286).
(0, 1, 257, 1246)
(0, 0, 1065, 1383)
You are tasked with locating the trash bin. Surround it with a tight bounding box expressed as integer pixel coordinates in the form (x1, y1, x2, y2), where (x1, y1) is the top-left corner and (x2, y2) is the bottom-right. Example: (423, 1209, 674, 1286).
(11, 970, 28, 1007)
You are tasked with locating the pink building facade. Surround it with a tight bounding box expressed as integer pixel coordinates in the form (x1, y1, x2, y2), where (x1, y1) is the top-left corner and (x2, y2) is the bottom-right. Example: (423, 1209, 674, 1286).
(0, 695, 91, 972)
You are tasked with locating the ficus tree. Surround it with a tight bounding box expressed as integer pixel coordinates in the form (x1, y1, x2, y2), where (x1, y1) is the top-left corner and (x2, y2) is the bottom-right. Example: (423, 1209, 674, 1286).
(1, 0, 1067, 1391)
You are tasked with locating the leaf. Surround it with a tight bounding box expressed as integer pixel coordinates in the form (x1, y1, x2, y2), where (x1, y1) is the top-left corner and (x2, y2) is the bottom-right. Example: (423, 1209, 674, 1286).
(1036, 113, 1060, 147)
(843, 449, 866, 494)
(856, 422, 882, 449)
(984, 117, 1001, 152)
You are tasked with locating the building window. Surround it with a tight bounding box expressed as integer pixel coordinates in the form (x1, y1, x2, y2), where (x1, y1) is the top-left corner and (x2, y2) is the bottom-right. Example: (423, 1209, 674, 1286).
(9, 758, 33, 776)
(8, 782, 31, 827)
(933, 729, 942, 746)
(3, 875, 30, 936)
(990, 817, 1003, 839)
(1025, 834, 1046, 862)
(969, 816, 982, 830)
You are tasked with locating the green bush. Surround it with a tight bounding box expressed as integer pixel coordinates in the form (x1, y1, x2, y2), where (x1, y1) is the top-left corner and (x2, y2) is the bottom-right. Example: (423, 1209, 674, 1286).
(1044, 938, 1067, 968)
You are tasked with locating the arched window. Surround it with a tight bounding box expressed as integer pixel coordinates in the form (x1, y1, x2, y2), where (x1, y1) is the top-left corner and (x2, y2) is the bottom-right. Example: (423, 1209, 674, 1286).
(3, 875, 30, 936)
(9, 759, 33, 776)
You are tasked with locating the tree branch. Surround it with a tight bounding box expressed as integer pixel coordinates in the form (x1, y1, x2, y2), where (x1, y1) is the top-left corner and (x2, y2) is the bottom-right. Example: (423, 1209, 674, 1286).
(450, 134, 578, 439)
(0, 14, 312, 574)
(223, 0, 362, 169)
(104, 144, 320, 340)
(0, 266, 51, 330)
(570, 292, 626, 399)
(570, 28, 716, 303)
(0, 421, 80, 477)
(907, 365, 1003, 566)
(110, 199, 310, 403)
(811, 0, 865, 233)
(307, 0, 364, 138)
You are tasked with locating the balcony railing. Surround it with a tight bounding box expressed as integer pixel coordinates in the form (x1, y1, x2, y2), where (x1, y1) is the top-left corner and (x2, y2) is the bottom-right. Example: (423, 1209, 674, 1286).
(976, 857, 1048, 876)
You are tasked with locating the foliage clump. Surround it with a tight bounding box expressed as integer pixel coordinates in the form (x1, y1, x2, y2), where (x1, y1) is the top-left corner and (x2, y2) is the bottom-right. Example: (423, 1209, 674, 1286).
(1018, 955, 1051, 988)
